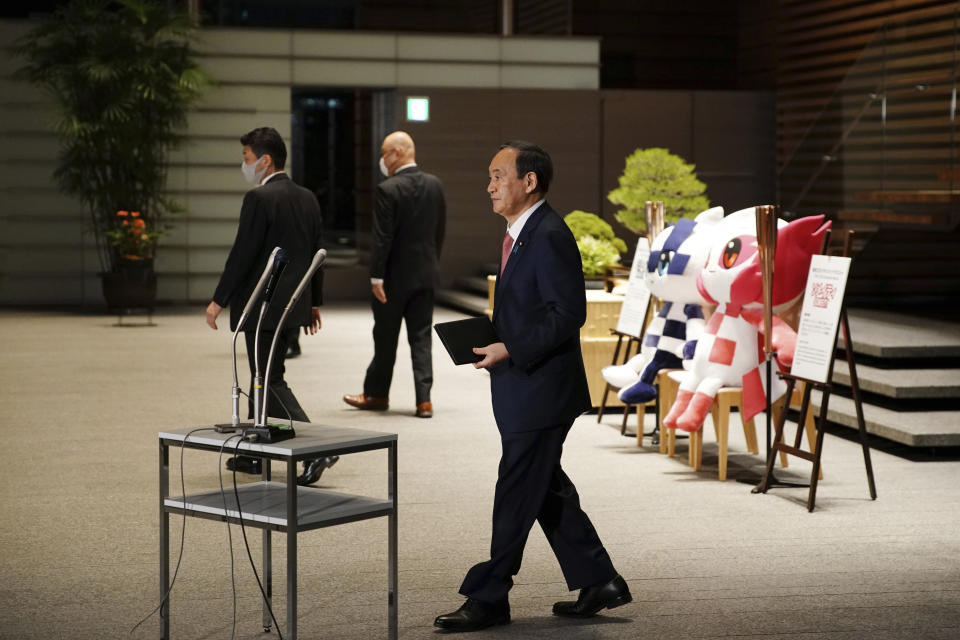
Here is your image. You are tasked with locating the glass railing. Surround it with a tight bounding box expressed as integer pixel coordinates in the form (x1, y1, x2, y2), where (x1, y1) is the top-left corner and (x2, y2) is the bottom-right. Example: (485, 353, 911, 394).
(778, 6, 959, 229)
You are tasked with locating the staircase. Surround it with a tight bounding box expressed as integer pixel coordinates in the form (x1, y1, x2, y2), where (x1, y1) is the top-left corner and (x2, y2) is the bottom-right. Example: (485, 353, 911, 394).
(436, 263, 497, 316)
(812, 308, 960, 448)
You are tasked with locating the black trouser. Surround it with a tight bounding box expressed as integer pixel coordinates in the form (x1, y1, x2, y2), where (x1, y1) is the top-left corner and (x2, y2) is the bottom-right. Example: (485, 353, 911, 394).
(244, 329, 309, 423)
(458, 422, 617, 604)
(363, 287, 434, 404)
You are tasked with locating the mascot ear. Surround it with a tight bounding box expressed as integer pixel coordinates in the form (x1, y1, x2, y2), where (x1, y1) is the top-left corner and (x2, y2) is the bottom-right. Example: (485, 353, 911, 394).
(695, 206, 725, 223)
(772, 215, 832, 306)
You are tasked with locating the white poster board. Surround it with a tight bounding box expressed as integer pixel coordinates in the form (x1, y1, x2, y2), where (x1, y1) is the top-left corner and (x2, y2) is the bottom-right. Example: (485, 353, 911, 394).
(615, 238, 652, 338)
(790, 255, 852, 383)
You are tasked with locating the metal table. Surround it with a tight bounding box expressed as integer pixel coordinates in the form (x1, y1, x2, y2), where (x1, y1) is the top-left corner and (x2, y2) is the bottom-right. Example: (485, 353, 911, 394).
(158, 423, 398, 639)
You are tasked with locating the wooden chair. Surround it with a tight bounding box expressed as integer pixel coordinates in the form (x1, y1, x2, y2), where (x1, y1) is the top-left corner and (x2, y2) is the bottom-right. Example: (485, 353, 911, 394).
(663, 374, 821, 481)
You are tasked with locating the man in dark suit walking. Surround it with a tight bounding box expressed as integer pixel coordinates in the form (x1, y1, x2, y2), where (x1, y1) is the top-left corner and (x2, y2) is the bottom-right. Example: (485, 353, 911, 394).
(205, 126, 337, 485)
(343, 131, 446, 418)
(434, 141, 631, 632)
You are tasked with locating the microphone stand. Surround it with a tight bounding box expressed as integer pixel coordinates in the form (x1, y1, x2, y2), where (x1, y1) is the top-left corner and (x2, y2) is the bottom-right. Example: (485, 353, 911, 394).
(252, 249, 327, 443)
(251, 301, 269, 427)
(214, 247, 281, 434)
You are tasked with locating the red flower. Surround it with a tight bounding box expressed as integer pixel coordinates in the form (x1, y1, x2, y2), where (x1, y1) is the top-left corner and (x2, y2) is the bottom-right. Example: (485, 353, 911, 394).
(117, 210, 129, 217)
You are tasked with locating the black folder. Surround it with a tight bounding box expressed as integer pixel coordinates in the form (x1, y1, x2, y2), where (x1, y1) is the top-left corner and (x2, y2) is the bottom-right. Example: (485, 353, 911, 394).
(433, 316, 499, 365)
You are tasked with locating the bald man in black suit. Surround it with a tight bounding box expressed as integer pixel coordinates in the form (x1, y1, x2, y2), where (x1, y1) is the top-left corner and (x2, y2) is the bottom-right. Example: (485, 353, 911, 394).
(343, 131, 446, 418)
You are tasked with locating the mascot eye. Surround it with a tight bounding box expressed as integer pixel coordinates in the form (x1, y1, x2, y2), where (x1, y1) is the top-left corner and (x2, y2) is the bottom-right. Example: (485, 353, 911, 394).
(657, 251, 673, 276)
(720, 235, 758, 269)
(722, 239, 741, 268)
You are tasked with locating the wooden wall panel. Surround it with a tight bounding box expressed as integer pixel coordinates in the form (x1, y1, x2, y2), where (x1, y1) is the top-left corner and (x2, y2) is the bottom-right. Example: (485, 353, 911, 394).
(393, 88, 601, 287)
(600, 90, 776, 229)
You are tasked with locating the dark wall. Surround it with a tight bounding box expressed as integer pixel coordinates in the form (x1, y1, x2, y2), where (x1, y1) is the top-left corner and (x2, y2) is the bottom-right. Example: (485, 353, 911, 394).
(601, 89, 776, 230)
(381, 87, 774, 286)
(392, 88, 602, 285)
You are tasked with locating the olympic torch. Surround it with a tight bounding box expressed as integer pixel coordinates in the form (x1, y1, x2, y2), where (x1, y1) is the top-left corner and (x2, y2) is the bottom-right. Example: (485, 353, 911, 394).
(755, 205, 778, 356)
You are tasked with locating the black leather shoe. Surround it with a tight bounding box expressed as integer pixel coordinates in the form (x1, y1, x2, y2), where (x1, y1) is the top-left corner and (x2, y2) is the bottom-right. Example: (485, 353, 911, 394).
(553, 575, 632, 618)
(434, 598, 510, 632)
(225, 455, 261, 475)
(296, 455, 339, 486)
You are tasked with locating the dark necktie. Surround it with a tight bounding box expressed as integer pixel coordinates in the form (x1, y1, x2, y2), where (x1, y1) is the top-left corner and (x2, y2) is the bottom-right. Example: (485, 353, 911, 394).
(499, 231, 514, 276)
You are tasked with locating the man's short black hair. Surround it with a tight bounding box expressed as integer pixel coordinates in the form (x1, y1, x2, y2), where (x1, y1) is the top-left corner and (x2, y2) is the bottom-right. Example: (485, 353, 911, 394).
(240, 127, 287, 170)
(500, 140, 552, 195)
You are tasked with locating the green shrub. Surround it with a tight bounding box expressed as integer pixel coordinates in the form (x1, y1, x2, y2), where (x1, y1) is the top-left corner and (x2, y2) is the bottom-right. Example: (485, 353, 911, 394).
(607, 147, 710, 231)
(564, 210, 625, 277)
(576, 235, 621, 277)
(564, 210, 628, 253)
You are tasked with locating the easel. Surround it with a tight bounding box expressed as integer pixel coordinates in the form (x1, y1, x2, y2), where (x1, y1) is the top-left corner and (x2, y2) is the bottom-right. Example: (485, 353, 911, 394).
(595, 304, 655, 436)
(597, 201, 663, 440)
(756, 230, 877, 511)
(596, 329, 640, 428)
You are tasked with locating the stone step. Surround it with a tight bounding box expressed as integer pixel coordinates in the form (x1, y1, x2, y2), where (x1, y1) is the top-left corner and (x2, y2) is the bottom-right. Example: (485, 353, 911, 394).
(843, 309, 960, 358)
(831, 363, 960, 399)
(811, 390, 960, 447)
(453, 275, 491, 297)
(435, 288, 486, 316)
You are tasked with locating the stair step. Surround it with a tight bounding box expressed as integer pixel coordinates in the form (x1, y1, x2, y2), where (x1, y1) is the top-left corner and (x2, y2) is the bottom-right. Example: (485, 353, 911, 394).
(843, 309, 960, 359)
(852, 190, 960, 204)
(454, 275, 492, 297)
(811, 391, 960, 447)
(836, 209, 951, 225)
(831, 364, 960, 399)
(435, 288, 486, 316)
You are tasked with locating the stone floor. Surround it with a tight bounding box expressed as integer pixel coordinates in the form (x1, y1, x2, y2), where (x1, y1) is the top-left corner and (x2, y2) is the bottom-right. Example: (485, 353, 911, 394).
(1, 304, 958, 640)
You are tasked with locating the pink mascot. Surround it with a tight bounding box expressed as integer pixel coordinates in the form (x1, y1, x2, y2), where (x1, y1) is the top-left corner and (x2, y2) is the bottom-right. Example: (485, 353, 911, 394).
(662, 208, 830, 434)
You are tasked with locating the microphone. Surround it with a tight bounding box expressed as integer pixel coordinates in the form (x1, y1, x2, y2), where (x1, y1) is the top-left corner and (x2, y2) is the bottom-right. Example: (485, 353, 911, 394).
(240, 246, 282, 321)
(258, 248, 327, 431)
(285, 248, 327, 310)
(215, 247, 284, 433)
(251, 248, 289, 426)
(260, 247, 290, 305)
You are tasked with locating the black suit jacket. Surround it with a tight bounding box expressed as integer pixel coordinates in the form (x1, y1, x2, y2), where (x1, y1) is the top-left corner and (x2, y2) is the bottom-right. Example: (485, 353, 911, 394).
(213, 173, 324, 331)
(490, 202, 591, 434)
(370, 166, 446, 294)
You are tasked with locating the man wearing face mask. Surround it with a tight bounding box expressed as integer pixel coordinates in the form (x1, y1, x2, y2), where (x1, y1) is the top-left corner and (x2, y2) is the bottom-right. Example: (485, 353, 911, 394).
(343, 131, 446, 418)
(205, 127, 338, 485)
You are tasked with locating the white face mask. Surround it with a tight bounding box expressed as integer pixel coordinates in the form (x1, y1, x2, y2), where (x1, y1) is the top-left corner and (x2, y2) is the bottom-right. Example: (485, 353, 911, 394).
(241, 156, 268, 184)
(378, 155, 390, 177)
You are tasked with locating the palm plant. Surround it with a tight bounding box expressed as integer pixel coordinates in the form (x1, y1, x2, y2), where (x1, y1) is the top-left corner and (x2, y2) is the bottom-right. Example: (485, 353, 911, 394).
(14, 0, 211, 272)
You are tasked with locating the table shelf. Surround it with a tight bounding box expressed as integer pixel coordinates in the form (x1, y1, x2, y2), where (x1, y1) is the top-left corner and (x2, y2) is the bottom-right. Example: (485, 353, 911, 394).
(164, 481, 393, 531)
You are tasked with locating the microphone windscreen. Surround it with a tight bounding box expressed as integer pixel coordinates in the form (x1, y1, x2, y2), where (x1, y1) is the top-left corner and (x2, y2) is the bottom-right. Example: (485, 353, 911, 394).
(262, 253, 289, 303)
(242, 246, 281, 315)
(288, 248, 327, 307)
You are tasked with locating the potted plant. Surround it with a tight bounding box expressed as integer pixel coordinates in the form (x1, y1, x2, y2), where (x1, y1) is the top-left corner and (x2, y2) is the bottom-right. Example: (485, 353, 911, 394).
(607, 147, 710, 233)
(564, 210, 627, 285)
(13, 0, 211, 312)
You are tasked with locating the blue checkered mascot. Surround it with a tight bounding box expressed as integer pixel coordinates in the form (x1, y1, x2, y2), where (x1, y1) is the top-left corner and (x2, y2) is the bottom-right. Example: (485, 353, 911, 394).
(602, 207, 723, 405)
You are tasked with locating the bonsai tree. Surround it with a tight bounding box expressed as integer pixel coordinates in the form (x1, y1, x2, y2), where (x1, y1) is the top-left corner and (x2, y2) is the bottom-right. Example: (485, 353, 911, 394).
(14, 0, 211, 272)
(607, 147, 710, 231)
(564, 210, 626, 277)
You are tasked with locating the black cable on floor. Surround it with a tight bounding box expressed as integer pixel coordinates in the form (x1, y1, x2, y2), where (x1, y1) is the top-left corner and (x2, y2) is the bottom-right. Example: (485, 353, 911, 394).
(130, 427, 215, 635)
(233, 430, 284, 640)
(218, 434, 243, 640)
